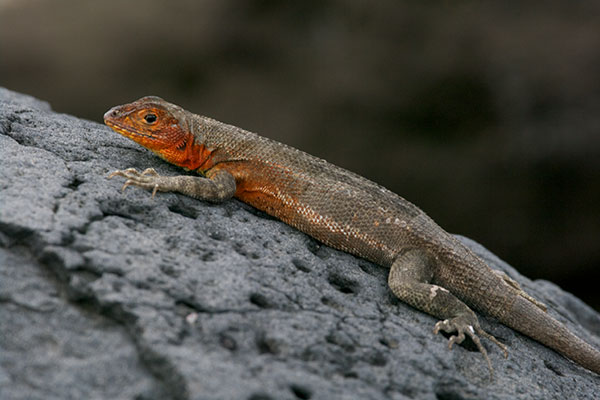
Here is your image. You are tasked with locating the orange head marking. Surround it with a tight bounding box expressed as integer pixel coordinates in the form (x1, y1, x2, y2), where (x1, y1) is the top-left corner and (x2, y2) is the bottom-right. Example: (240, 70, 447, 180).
(104, 96, 212, 171)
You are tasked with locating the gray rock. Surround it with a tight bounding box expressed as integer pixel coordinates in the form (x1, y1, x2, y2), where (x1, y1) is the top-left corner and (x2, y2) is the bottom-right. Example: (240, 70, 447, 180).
(0, 87, 598, 400)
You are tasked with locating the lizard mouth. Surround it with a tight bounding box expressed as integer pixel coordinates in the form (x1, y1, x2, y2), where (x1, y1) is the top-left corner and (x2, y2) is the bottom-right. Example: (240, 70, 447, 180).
(104, 119, 155, 140)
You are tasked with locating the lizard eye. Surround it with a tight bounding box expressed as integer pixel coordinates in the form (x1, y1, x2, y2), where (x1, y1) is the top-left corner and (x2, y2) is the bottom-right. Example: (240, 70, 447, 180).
(144, 113, 158, 124)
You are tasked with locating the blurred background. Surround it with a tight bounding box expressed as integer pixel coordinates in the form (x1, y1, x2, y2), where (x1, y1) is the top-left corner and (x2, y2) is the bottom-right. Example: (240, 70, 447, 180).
(1, 0, 599, 310)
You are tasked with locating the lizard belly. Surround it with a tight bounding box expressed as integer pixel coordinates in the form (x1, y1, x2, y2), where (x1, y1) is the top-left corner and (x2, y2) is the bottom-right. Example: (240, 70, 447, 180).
(236, 183, 405, 267)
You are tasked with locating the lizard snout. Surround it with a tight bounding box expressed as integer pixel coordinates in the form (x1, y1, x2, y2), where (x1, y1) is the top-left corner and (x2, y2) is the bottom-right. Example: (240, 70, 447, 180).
(103, 107, 121, 122)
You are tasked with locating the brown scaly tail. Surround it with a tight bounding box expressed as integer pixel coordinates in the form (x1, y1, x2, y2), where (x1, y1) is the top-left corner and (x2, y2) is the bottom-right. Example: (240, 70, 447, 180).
(503, 296, 600, 375)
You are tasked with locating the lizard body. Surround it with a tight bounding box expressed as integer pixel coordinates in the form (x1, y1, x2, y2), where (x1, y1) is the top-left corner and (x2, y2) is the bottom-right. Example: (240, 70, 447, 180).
(105, 96, 600, 376)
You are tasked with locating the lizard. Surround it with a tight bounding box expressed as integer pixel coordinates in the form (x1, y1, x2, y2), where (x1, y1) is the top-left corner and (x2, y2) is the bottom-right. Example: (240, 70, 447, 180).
(104, 96, 600, 377)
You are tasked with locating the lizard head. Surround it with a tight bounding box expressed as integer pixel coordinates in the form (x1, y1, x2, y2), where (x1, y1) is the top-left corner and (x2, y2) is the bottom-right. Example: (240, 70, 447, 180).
(104, 96, 210, 171)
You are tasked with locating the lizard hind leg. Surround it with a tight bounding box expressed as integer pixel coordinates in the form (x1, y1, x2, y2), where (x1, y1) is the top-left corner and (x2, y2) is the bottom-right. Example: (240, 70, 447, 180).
(388, 250, 507, 377)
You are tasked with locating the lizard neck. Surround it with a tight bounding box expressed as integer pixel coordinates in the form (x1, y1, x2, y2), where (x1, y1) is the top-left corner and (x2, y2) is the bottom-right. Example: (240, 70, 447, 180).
(157, 132, 215, 173)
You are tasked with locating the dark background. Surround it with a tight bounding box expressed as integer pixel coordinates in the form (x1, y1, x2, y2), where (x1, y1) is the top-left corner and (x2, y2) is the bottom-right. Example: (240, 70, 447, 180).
(1, 0, 599, 310)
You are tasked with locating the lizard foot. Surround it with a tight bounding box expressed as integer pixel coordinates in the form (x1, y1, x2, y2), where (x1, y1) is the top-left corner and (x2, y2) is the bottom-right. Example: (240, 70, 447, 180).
(108, 167, 163, 197)
(433, 314, 508, 377)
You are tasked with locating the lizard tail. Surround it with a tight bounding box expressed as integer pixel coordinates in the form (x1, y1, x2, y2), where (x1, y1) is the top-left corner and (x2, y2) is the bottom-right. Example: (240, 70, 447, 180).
(503, 296, 600, 375)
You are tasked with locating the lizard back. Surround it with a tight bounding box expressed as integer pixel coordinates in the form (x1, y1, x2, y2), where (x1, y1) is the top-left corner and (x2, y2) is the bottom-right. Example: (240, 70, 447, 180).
(195, 114, 460, 268)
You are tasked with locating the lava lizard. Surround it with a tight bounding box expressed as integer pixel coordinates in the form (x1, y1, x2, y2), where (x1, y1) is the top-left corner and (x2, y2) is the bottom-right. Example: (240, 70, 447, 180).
(104, 96, 600, 377)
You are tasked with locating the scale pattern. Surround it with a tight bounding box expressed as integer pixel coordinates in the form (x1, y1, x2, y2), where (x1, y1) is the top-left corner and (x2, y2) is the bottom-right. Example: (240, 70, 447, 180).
(104, 96, 600, 376)
(194, 114, 456, 264)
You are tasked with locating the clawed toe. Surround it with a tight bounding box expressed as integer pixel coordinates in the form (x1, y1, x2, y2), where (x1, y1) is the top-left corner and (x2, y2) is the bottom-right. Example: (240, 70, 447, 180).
(141, 168, 158, 176)
(107, 169, 125, 179)
(433, 315, 505, 378)
(434, 319, 477, 352)
(108, 167, 140, 180)
(107, 167, 163, 197)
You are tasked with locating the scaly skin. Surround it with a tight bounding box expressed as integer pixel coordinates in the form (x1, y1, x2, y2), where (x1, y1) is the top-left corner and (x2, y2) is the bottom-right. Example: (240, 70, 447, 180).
(105, 96, 600, 377)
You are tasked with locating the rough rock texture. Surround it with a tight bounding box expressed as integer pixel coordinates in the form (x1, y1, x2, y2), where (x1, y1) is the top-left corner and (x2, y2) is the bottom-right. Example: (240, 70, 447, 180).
(0, 87, 599, 400)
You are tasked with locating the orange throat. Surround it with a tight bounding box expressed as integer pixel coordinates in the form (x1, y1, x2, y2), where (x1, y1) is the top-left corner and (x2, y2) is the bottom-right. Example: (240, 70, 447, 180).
(107, 120, 214, 173)
(160, 133, 214, 172)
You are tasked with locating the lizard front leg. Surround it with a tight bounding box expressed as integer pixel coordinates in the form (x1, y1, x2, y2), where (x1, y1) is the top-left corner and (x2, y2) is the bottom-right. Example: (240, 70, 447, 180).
(108, 167, 236, 202)
(388, 249, 507, 376)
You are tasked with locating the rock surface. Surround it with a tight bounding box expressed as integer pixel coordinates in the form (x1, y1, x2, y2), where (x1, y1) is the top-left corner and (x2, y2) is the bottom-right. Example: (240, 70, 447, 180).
(0, 87, 599, 399)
